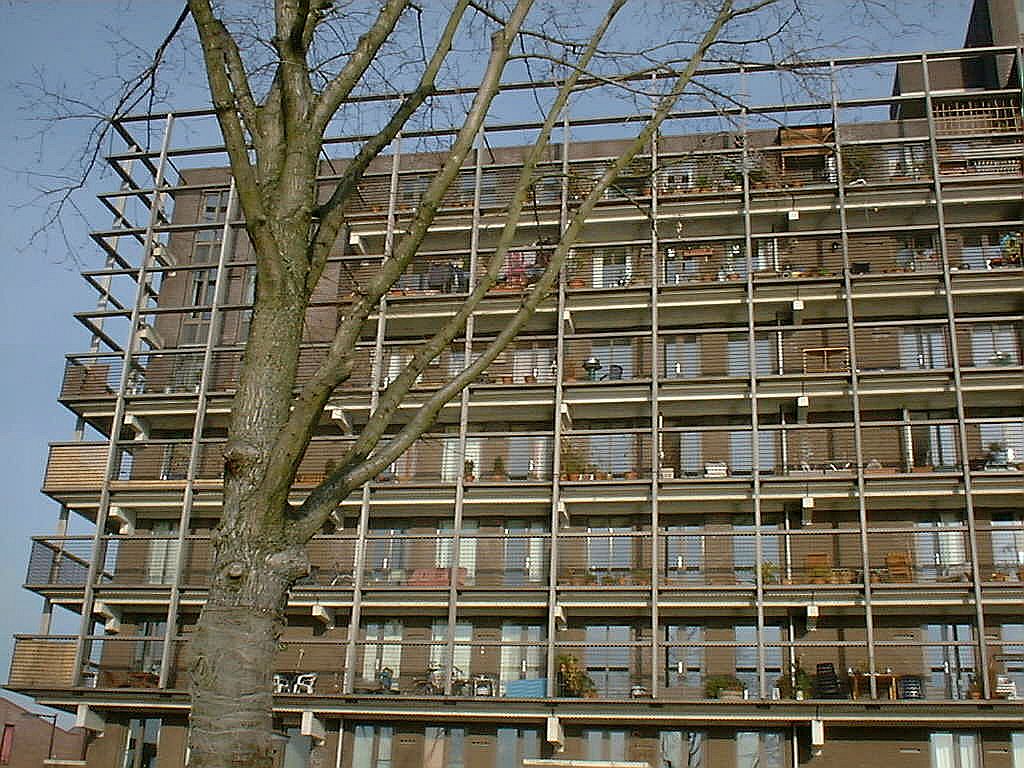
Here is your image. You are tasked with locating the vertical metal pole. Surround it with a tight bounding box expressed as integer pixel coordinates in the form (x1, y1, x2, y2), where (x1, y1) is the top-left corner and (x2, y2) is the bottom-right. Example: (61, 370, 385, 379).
(648, 74, 662, 699)
(342, 135, 401, 693)
(829, 61, 878, 697)
(72, 113, 175, 684)
(920, 53, 990, 696)
(545, 108, 571, 696)
(739, 88, 767, 699)
(159, 181, 239, 687)
(444, 132, 484, 694)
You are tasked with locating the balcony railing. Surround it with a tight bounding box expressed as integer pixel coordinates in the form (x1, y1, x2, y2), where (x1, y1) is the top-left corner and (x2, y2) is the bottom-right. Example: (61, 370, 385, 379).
(360, 534, 551, 589)
(563, 336, 652, 383)
(559, 433, 653, 480)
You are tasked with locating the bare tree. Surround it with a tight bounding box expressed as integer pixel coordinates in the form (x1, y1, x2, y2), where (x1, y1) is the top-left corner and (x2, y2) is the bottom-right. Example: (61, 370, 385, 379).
(29, 0, 909, 764)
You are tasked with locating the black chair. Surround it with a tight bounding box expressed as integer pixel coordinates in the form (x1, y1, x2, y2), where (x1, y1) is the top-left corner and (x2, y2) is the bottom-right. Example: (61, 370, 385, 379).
(897, 674, 924, 699)
(813, 663, 844, 699)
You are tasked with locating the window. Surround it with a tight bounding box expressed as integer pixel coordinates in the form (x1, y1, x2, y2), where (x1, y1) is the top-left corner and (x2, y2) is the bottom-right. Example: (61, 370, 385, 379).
(423, 726, 464, 768)
(910, 419, 958, 469)
(737, 731, 785, 768)
(592, 247, 632, 288)
(734, 625, 783, 695)
(664, 335, 700, 378)
(899, 327, 948, 369)
(366, 528, 405, 585)
(729, 430, 777, 474)
(660, 730, 705, 768)
(727, 334, 773, 376)
(916, 513, 968, 581)
(146, 520, 180, 584)
(497, 727, 540, 768)
(1012, 732, 1024, 768)
(930, 732, 979, 768)
(361, 622, 402, 683)
(971, 323, 1021, 367)
(1000, 625, 1024, 698)
(587, 518, 633, 580)
(500, 623, 545, 695)
(665, 625, 703, 692)
(979, 422, 1023, 468)
(282, 727, 311, 768)
(732, 521, 781, 585)
(436, 520, 477, 585)
(123, 718, 161, 768)
(991, 515, 1024, 573)
(584, 728, 628, 761)
(429, 621, 472, 679)
(664, 526, 704, 583)
(503, 520, 547, 586)
(352, 724, 393, 768)
(590, 338, 635, 379)
(0, 725, 13, 766)
(663, 248, 698, 284)
(924, 624, 975, 699)
(132, 618, 167, 677)
(585, 626, 632, 697)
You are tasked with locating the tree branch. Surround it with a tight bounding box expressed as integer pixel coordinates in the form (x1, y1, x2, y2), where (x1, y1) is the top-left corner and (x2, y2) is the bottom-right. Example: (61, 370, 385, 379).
(305, 0, 472, 295)
(309, 0, 411, 137)
(290, 0, 631, 537)
(260, 0, 537, 513)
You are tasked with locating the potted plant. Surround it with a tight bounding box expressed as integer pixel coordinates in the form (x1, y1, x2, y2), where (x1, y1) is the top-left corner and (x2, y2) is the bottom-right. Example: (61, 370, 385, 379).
(560, 439, 586, 481)
(776, 665, 814, 700)
(491, 455, 508, 481)
(987, 441, 1009, 466)
(967, 675, 983, 700)
(704, 674, 745, 700)
(557, 654, 596, 697)
(463, 459, 475, 483)
(624, 467, 640, 480)
(760, 561, 780, 584)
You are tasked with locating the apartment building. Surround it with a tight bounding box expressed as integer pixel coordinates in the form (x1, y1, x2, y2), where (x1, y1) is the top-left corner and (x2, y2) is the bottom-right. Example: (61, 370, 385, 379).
(6, 29, 1024, 768)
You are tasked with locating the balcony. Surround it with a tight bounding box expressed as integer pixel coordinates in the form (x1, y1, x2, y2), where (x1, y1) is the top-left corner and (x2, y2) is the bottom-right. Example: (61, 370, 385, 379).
(360, 534, 550, 589)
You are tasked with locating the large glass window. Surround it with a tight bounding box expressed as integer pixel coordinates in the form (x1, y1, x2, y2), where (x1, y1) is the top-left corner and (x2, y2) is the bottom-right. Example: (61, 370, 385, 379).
(584, 728, 628, 761)
(366, 528, 405, 585)
(361, 622, 402, 683)
(734, 625, 782, 695)
(660, 730, 705, 768)
(436, 520, 477, 585)
(429, 621, 472, 679)
(423, 726, 464, 768)
(123, 718, 160, 768)
(733, 522, 781, 584)
(970, 323, 1020, 366)
(924, 624, 975, 699)
(664, 525, 704, 583)
(1012, 732, 1024, 768)
(664, 335, 700, 378)
(899, 327, 948, 369)
(352, 724, 393, 768)
(585, 625, 632, 697)
(500, 623, 545, 696)
(736, 731, 784, 768)
(497, 728, 540, 768)
(665, 625, 703, 692)
(587, 518, 633, 579)
(503, 520, 547, 586)
(930, 732, 979, 768)
(916, 513, 968, 581)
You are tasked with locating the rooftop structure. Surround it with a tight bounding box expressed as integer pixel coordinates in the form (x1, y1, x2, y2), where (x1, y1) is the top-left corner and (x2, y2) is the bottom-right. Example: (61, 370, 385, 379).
(6, 40, 1024, 768)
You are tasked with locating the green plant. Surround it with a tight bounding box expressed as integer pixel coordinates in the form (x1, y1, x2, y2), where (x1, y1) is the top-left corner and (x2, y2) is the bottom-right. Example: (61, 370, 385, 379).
(463, 459, 475, 480)
(557, 654, 596, 697)
(560, 438, 587, 477)
(491, 455, 507, 478)
(704, 674, 745, 698)
(776, 666, 813, 699)
(760, 561, 780, 583)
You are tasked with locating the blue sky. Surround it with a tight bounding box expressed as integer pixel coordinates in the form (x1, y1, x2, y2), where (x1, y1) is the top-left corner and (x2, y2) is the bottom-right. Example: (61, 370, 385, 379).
(0, 0, 977, 712)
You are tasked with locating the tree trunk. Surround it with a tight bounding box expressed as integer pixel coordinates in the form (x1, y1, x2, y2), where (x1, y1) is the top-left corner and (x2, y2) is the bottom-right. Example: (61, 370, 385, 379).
(188, 535, 308, 768)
